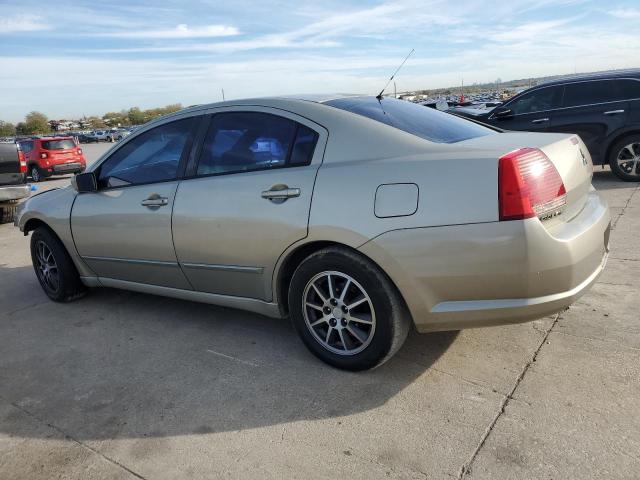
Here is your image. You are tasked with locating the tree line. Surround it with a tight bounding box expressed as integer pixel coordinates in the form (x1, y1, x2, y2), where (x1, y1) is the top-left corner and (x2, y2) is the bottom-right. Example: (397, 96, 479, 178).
(0, 104, 183, 136)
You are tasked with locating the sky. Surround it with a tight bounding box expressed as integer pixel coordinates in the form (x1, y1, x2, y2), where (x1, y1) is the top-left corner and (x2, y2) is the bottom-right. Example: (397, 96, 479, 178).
(1, 0, 639, 122)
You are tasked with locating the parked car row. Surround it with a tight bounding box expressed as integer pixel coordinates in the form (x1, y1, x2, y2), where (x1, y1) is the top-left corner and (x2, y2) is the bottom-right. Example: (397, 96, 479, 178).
(78, 128, 134, 143)
(448, 69, 640, 181)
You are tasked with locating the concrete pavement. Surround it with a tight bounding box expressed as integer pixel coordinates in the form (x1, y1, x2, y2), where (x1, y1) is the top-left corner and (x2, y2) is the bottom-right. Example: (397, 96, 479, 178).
(0, 147, 638, 479)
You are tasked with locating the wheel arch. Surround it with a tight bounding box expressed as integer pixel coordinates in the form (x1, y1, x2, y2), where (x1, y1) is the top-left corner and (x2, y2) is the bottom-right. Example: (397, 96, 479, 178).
(604, 128, 640, 165)
(23, 217, 50, 235)
(275, 239, 412, 322)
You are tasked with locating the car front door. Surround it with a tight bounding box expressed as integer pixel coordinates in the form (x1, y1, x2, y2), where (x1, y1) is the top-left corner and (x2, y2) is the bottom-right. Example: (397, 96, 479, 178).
(172, 109, 327, 301)
(489, 85, 564, 132)
(546, 79, 629, 163)
(71, 116, 199, 289)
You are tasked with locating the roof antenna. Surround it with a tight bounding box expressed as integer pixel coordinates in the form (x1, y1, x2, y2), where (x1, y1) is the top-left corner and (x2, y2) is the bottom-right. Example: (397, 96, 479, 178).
(376, 48, 414, 100)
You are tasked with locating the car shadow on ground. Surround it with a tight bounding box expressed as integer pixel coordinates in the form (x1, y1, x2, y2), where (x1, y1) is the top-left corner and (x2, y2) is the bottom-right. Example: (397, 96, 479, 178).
(591, 169, 632, 190)
(0, 265, 458, 441)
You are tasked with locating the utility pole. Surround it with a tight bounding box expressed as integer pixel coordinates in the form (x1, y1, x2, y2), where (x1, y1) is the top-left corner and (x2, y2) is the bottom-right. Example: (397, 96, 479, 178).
(222, 88, 226, 101)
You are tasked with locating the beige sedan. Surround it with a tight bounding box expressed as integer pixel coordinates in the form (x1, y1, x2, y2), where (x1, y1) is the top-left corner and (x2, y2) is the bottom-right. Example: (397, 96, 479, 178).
(15, 96, 610, 370)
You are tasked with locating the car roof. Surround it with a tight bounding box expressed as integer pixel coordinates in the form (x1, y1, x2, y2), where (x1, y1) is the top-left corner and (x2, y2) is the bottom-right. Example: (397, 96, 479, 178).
(177, 93, 370, 114)
(537, 68, 640, 87)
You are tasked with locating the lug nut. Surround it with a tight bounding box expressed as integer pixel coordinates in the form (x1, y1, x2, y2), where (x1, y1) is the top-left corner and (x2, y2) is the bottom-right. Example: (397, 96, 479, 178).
(330, 298, 338, 306)
(329, 318, 337, 327)
(341, 305, 348, 313)
(324, 306, 331, 314)
(341, 319, 347, 327)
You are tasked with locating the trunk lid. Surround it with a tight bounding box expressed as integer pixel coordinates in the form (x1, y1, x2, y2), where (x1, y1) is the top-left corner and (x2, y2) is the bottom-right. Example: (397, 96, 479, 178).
(460, 131, 594, 223)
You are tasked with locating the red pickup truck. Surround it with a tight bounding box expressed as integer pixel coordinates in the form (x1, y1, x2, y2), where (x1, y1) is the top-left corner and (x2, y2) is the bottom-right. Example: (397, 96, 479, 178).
(18, 136, 86, 182)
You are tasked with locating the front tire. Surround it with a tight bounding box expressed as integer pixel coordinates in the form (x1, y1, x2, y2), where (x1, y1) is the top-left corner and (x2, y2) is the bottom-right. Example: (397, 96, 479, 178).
(30, 227, 87, 302)
(289, 247, 411, 371)
(609, 134, 640, 181)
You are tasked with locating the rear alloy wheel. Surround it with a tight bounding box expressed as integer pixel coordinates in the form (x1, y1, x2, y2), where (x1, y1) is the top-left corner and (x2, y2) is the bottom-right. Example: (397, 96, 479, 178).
(609, 135, 640, 181)
(303, 271, 376, 355)
(30, 227, 87, 302)
(289, 247, 411, 371)
(30, 166, 41, 182)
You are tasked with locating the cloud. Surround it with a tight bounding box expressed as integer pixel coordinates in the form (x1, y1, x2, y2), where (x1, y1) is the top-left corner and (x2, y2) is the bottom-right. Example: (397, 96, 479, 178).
(91, 2, 458, 54)
(95, 24, 240, 39)
(608, 8, 640, 19)
(488, 18, 576, 42)
(0, 14, 49, 33)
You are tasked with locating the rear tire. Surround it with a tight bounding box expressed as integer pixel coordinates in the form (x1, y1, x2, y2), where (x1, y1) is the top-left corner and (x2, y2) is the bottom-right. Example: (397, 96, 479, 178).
(30, 166, 42, 182)
(608, 134, 640, 181)
(288, 247, 411, 371)
(30, 227, 87, 302)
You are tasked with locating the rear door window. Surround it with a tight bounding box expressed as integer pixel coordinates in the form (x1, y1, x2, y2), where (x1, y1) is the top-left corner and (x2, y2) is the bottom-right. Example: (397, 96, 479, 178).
(41, 139, 76, 150)
(325, 97, 492, 143)
(616, 79, 640, 100)
(197, 112, 318, 176)
(19, 141, 33, 153)
(506, 86, 564, 115)
(562, 80, 620, 107)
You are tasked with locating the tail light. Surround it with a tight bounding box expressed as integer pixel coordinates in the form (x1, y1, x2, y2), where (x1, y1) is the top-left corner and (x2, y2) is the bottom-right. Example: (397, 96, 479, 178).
(77, 148, 83, 155)
(40, 152, 48, 159)
(18, 151, 27, 173)
(498, 148, 566, 221)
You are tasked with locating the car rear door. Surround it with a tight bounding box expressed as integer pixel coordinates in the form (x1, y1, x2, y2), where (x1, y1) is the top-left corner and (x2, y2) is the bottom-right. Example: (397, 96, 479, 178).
(71, 116, 200, 289)
(547, 79, 629, 163)
(172, 108, 327, 301)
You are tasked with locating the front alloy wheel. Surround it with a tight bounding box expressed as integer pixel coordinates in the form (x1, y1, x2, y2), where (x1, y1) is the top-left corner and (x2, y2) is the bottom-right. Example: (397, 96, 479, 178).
(30, 227, 87, 302)
(34, 240, 60, 294)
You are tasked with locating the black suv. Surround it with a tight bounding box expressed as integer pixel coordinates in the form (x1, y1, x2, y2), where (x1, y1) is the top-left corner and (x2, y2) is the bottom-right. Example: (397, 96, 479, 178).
(451, 70, 640, 181)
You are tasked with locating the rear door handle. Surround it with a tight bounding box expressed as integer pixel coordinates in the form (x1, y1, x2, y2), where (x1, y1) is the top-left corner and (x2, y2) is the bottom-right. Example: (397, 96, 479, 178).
(531, 118, 549, 124)
(604, 109, 625, 116)
(261, 187, 301, 201)
(141, 195, 168, 207)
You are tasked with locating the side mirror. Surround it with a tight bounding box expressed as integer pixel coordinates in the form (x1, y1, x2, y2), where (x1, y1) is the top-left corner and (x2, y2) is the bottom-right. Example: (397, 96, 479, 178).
(493, 107, 513, 119)
(72, 172, 97, 193)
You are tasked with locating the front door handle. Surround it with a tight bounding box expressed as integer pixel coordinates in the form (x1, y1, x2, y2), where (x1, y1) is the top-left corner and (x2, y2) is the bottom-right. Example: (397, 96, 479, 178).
(261, 186, 301, 203)
(531, 118, 549, 124)
(604, 109, 625, 116)
(141, 195, 168, 207)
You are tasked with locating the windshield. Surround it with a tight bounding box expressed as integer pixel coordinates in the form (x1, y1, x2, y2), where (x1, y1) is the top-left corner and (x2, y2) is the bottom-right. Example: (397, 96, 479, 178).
(41, 139, 76, 150)
(325, 97, 493, 143)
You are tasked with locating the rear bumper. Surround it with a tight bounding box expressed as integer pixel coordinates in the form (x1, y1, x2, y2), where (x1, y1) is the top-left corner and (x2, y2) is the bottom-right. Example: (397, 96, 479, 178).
(51, 163, 85, 174)
(359, 188, 610, 332)
(0, 184, 30, 202)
